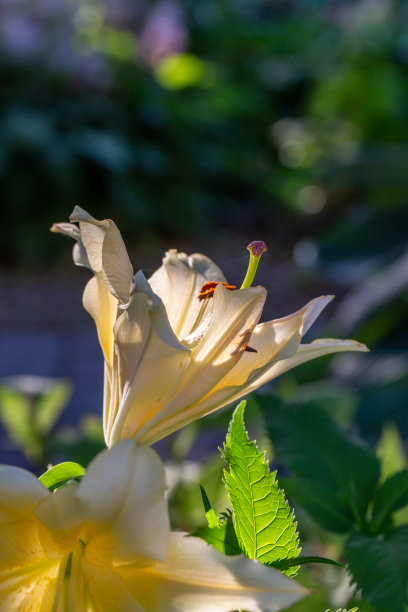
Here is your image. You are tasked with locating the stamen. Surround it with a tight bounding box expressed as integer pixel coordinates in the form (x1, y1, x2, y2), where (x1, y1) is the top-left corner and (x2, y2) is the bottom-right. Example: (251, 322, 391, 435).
(240, 240, 268, 289)
(198, 281, 237, 301)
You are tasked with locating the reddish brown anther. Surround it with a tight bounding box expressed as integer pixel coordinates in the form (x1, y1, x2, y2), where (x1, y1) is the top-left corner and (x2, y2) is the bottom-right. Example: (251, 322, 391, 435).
(247, 241, 268, 258)
(198, 281, 237, 301)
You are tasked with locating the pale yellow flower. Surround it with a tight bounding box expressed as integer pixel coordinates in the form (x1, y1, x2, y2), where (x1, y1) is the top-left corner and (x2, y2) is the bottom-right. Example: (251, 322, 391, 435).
(0, 441, 307, 611)
(52, 207, 367, 447)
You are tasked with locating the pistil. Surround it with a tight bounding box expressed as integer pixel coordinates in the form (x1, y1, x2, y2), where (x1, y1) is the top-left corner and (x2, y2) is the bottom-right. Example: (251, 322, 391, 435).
(240, 241, 268, 289)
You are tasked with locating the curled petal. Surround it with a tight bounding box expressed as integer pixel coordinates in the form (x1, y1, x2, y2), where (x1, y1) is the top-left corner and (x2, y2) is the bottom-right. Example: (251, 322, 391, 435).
(148, 250, 226, 339)
(50, 222, 91, 269)
(70, 206, 133, 305)
(119, 533, 308, 612)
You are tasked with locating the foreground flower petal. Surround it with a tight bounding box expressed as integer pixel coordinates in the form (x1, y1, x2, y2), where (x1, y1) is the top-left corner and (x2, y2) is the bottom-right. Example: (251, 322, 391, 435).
(54, 208, 368, 446)
(119, 533, 308, 612)
(0, 444, 308, 611)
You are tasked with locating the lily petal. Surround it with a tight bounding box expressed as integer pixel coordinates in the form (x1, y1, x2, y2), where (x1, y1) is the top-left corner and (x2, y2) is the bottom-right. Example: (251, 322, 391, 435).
(36, 440, 169, 566)
(83, 273, 118, 369)
(76, 440, 169, 565)
(251, 338, 369, 386)
(0, 561, 60, 611)
(208, 296, 334, 390)
(148, 250, 226, 339)
(119, 532, 308, 612)
(192, 338, 369, 420)
(70, 206, 133, 305)
(108, 272, 191, 445)
(136, 284, 266, 444)
(83, 560, 145, 611)
(0, 466, 48, 518)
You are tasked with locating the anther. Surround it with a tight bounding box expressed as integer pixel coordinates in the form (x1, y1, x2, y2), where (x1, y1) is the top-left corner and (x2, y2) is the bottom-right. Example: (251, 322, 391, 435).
(198, 281, 237, 301)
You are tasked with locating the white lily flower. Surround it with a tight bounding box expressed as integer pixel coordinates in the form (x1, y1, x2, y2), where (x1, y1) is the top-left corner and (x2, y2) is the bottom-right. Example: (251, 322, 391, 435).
(0, 441, 307, 611)
(52, 207, 368, 447)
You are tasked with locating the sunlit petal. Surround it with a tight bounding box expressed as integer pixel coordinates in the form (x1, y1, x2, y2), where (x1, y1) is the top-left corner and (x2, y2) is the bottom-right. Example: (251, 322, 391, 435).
(108, 272, 191, 445)
(83, 273, 118, 368)
(195, 338, 369, 418)
(136, 284, 266, 444)
(76, 440, 169, 565)
(149, 250, 226, 339)
(0, 466, 48, 517)
(119, 532, 308, 612)
(83, 561, 145, 612)
(0, 561, 60, 612)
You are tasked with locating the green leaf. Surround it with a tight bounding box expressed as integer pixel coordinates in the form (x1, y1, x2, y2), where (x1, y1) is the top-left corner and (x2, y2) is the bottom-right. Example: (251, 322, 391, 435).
(261, 395, 380, 532)
(272, 555, 344, 570)
(346, 529, 408, 612)
(223, 401, 301, 576)
(377, 422, 407, 482)
(200, 485, 221, 528)
(371, 470, 408, 532)
(0, 386, 40, 459)
(39, 462, 86, 491)
(190, 516, 242, 556)
(34, 380, 71, 434)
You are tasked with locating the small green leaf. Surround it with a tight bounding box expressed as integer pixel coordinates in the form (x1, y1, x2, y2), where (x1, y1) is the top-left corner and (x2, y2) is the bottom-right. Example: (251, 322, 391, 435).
(0, 386, 40, 459)
(200, 485, 221, 528)
(371, 470, 408, 532)
(35, 380, 71, 435)
(190, 516, 242, 556)
(346, 529, 408, 612)
(39, 462, 86, 491)
(223, 401, 300, 576)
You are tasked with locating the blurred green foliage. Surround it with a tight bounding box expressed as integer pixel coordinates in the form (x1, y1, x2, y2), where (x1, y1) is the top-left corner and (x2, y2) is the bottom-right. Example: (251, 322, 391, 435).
(1, 0, 408, 268)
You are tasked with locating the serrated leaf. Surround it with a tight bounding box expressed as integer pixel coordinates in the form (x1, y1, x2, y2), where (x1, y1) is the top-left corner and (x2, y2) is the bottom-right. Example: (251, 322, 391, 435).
(371, 470, 408, 533)
(377, 422, 407, 482)
(39, 462, 86, 491)
(346, 529, 408, 612)
(200, 485, 221, 528)
(223, 401, 301, 576)
(190, 516, 242, 556)
(261, 395, 380, 532)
